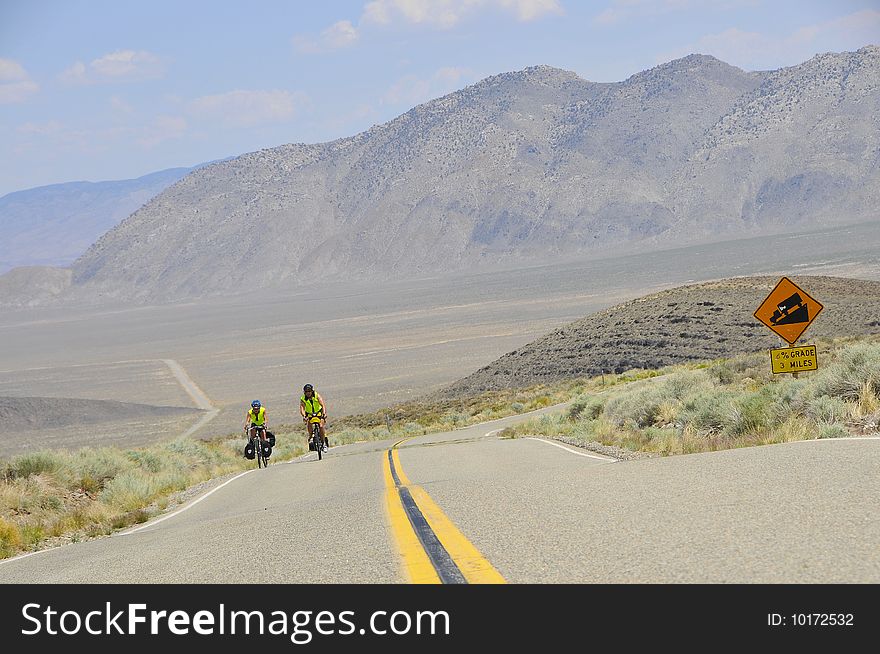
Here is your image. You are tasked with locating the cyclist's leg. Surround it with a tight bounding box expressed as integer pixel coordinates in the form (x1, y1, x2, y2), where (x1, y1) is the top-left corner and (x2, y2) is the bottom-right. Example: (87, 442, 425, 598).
(319, 420, 328, 447)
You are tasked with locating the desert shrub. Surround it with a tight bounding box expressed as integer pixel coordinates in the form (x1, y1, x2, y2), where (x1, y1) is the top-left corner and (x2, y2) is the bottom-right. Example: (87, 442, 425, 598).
(5, 474, 65, 515)
(591, 417, 631, 446)
(645, 428, 682, 456)
(679, 389, 737, 433)
(710, 362, 737, 385)
(164, 437, 220, 467)
(70, 448, 134, 491)
(725, 390, 774, 437)
(771, 414, 814, 444)
(3, 451, 63, 481)
(130, 450, 163, 473)
(441, 413, 468, 428)
(813, 343, 880, 401)
(0, 517, 22, 557)
(19, 523, 45, 548)
(604, 385, 665, 428)
(818, 423, 850, 439)
(568, 395, 605, 421)
(653, 401, 680, 426)
(771, 378, 809, 412)
(111, 509, 149, 530)
(806, 395, 852, 424)
(661, 370, 711, 399)
(98, 467, 185, 513)
(530, 396, 552, 409)
(858, 381, 880, 416)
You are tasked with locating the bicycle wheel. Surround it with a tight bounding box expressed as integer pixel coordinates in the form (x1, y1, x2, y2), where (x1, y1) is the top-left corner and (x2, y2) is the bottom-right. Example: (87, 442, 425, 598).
(254, 437, 262, 469)
(314, 424, 322, 461)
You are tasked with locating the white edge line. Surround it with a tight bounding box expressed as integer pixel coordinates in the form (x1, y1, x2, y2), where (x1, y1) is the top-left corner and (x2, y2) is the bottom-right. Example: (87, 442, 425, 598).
(121, 469, 254, 535)
(524, 437, 619, 462)
(487, 426, 617, 462)
(782, 436, 880, 443)
(0, 450, 320, 566)
(0, 547, 49, 566)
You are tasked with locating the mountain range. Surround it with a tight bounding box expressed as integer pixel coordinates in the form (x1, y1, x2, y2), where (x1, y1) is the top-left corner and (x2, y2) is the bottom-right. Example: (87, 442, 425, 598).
(0, 167, 196, 274)
(3, 46, 878, 307)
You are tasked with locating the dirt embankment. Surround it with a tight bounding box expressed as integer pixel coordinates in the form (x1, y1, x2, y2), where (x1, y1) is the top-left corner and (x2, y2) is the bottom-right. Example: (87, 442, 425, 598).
(440, 275, 880, 396)
(0, 396, 200, 431)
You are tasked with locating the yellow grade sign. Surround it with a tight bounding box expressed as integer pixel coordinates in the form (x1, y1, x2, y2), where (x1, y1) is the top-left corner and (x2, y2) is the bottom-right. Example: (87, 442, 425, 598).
(770, 345, 818, 374)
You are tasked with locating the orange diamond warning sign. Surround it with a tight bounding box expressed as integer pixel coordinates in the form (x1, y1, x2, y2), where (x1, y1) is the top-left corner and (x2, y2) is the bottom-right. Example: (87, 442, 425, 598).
(754, 277, 824, 345)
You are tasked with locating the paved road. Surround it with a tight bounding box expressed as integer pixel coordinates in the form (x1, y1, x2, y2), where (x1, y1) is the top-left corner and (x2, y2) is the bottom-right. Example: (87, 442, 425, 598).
(0, 407, 876, 583)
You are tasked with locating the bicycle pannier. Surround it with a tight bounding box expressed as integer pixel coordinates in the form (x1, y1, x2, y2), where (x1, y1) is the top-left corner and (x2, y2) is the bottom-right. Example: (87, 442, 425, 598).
(244, 442, 255, 460)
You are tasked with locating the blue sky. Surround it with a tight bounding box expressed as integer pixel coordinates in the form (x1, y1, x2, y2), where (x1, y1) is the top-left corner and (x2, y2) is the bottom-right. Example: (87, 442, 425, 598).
(1, 0, 878, 196)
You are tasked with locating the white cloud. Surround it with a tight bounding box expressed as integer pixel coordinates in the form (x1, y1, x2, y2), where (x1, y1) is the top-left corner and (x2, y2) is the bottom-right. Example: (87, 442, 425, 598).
(383, 66, 475, 106)
(110, 96, 136, 118)
(294, 20, 359, 53)
(137, 115, 188, 148)
(824, 8, 880, 45)
(655, 9, 880, 71)
(17, 120, 63, 135)
(59, 61, 88, 84)
(498, 0, 565, 22)
(364, 0, 563, 27)
(0, 79, 39, 104)
(0, 58, 39, 103)
(92, 50, 163, 78)
(0, 58, 28, 81)
(595, 0, 757, 26)
(187, 89, 304, 127)
(59, 50, 166, 84)
(297, 0, 563, 53)
(325, 20, 360, 48)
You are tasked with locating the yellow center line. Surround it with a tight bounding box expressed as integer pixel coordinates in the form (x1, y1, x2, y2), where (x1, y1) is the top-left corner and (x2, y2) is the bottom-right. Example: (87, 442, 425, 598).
(383, 444, 441, 584)
(384, 438, 506, 584)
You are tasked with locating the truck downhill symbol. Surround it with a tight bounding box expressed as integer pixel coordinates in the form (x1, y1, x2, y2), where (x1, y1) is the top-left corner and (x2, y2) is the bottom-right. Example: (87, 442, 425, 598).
(770, 293, 809, 326)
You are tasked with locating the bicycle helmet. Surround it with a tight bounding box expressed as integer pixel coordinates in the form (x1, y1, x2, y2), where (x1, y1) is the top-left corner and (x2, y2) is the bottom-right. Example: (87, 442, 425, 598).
(251, 400, 261, 408)
(303, 384, 313, 393)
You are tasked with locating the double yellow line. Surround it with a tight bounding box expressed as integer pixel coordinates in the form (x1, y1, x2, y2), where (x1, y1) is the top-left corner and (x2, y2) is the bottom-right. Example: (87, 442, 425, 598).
(383, 440, 506, 584)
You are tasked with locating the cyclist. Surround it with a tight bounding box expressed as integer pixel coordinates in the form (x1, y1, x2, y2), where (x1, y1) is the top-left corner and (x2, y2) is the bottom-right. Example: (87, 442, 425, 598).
(244, 399, 269, 445)
(300, 384, 328, 452)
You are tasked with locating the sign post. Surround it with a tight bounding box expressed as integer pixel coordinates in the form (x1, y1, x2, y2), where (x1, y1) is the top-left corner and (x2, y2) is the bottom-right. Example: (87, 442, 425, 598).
(754, 277, 824, 376)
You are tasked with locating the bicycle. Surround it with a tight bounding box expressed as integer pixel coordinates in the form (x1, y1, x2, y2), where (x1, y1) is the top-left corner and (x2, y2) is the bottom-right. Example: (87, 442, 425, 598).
(306, 412, 325, 461)
(247, 425, 270, 468)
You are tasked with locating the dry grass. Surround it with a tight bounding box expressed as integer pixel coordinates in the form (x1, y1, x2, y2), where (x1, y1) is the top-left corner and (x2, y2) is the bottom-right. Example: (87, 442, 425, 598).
(0, 432, 305, 560)
(505, 335, 880, 456)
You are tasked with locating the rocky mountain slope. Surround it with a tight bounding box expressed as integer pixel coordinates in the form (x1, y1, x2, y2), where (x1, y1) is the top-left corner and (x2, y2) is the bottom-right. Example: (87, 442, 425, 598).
(437, 275, 880, 396)
(0, 167, 196, 274)
(6, 47, 878, 306)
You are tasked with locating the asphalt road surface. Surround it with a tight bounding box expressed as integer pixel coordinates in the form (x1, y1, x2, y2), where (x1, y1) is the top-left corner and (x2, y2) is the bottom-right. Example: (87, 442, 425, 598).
(0, 406, 876, 583)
